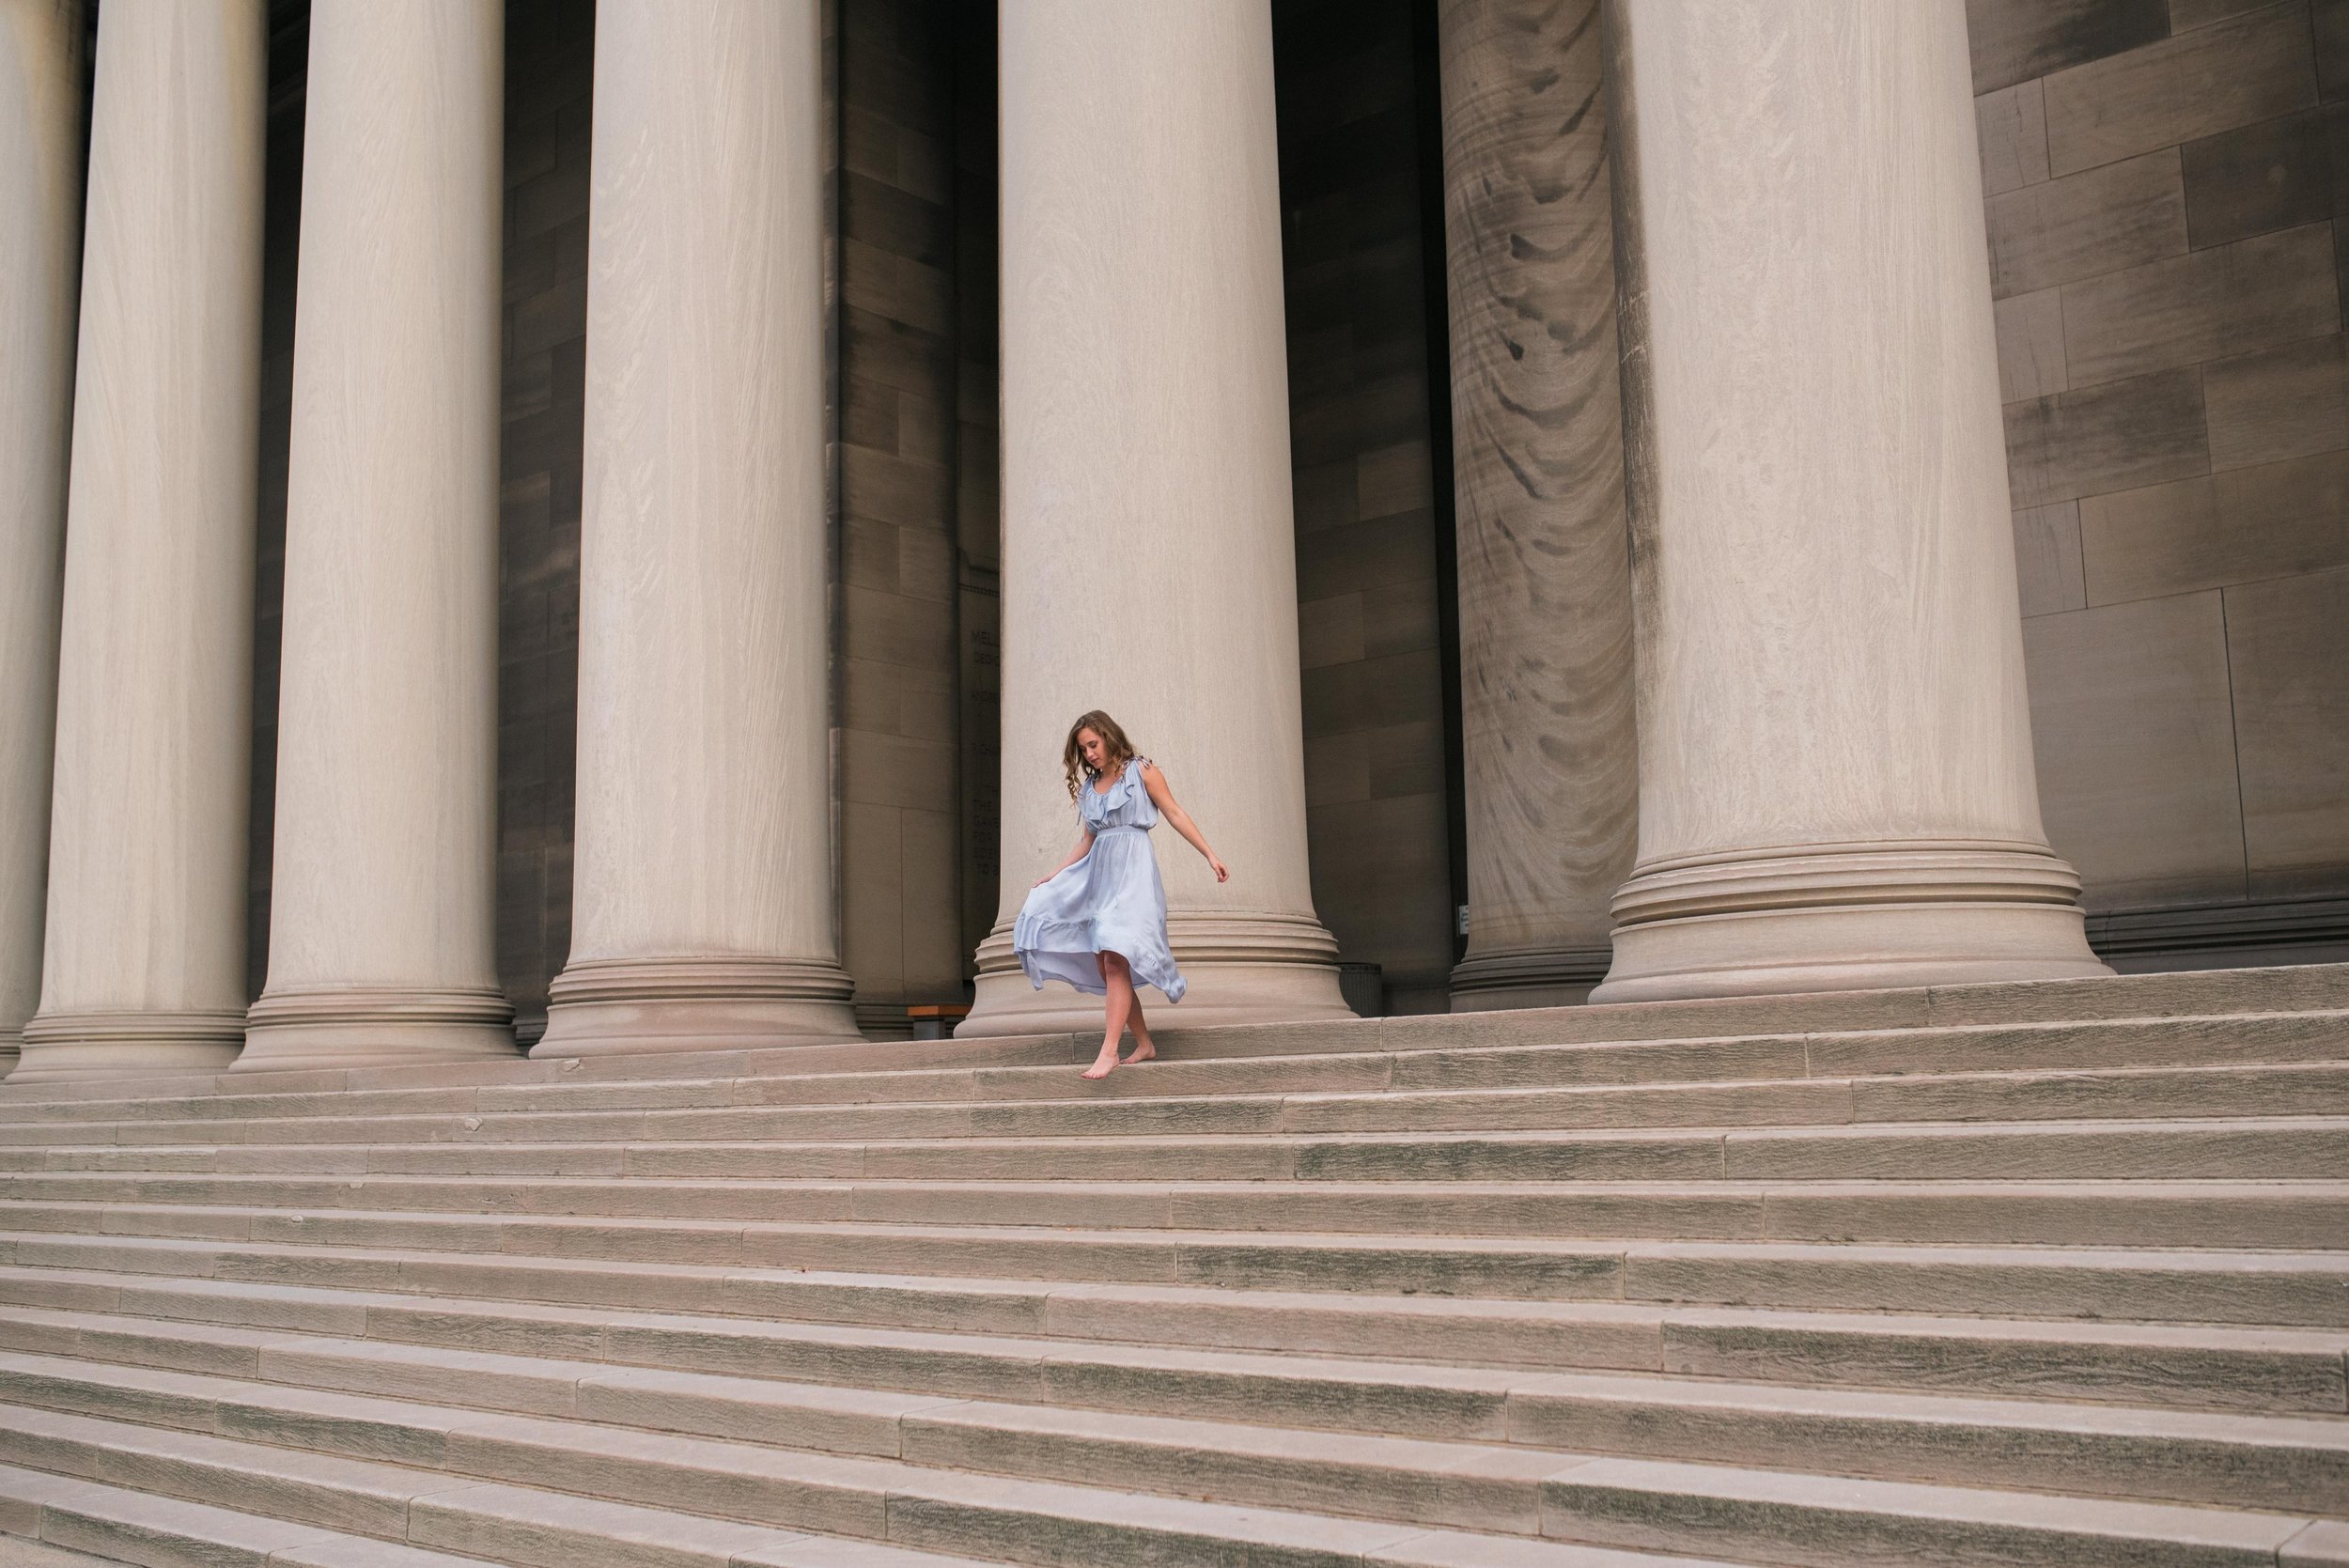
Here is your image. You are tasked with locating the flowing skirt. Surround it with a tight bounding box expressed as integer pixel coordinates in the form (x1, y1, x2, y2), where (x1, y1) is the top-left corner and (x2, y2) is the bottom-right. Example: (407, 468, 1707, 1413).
(1012, 828, 1187, 1002)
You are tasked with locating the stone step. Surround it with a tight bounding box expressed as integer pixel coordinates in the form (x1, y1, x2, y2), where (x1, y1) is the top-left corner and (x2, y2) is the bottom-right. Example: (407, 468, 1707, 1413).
(0, 1391, 2328, 1568)
(1, 1181, 2342, 1265)
(8, 1255, 2346, 1414)
(3, 1262, 2345, 1467)
(0, 1281, 2284, 1460)
(0, 1219, 1672, 1302)
(0, 1350, 1674, 1537)
(18, 1249, 2349, 1418)
(8, 966, 2348, 1567)
(5, 1310, 2343, 1517)
(0, 1399, 1786, 1568)
(1496, 1366, 2349, 1513)
(1315, 1011, 2349, 1094)
(4, 1009, 2349, 1131)
(7, 1112, 2342, 1192)
(0, 1031, 1092, 1110)
(0, 1456, 1003, 1568)
(1281, 1061, 2349, 1133)
(11, 1119, 2348, 1195)
(15, 1031, 2349, 1140)
(1532, 1452, 2326, 1566)
(0, 1172, 2341, 1249)
(0, 1461, 511, 1567)
(10, 1218, 2348, 1325)
(9, 1054, 2349, 1152)
(4, 960, 2342, 1115)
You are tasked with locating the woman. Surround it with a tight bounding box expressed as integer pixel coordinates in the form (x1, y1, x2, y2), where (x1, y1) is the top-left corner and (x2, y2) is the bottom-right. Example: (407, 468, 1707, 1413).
(1013, 710, 1228, 1079)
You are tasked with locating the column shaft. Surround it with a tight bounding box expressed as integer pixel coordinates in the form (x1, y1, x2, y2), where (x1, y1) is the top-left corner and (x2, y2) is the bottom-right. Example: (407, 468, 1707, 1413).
(1439, 0, 1640, 1011)
(18, 0, 264, 1084)
(535, 0, 858, 1056)
(960, 0, 1349, 1036)
(1592, 0, 2108, 1001)
(0, 0, 86, 1076)
(242, 0, 513, 1068)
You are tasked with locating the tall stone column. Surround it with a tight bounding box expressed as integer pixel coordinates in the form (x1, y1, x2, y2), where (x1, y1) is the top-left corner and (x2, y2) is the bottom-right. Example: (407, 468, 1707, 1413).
(241, 0, 514, 1070)
(16, 0, 264, 1084)
(1439, 0, 1640, 1012)
(960, 0, 1351, 1036)
(1590, 0, 2108, 1002)
(535, 0, 859, 1057)
(0, 0, 86, 1078)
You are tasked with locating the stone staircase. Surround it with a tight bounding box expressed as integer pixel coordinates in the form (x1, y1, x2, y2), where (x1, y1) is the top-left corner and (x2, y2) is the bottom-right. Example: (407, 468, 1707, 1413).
(0, 966, 2343, 1567)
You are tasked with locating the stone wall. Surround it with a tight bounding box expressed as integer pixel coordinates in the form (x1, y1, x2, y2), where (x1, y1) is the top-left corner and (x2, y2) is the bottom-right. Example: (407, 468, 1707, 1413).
(492, 0, 593, 1039)
(244, 1, 305, 1005)
(951, 6, 1003, 976)
(1973, 0, 2349, 968)
(835, 0, 970, 1034)
(1273, 0, 1465, 1015)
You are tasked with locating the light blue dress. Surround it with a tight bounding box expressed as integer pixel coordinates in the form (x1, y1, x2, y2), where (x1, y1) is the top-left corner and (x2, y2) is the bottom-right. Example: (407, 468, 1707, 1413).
(1013, 758, 1187, 1003)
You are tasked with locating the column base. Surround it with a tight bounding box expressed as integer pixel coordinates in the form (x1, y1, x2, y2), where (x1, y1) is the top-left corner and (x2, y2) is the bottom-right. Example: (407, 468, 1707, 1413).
(10, 1008, 248, 1082)
(1449, 946, 1612, 1012)
(236, 986, 517, 1073)
(956, 910, 1355, 1038)
(1590, 841, 2113, 1003)
(534, 955, 861, 1058)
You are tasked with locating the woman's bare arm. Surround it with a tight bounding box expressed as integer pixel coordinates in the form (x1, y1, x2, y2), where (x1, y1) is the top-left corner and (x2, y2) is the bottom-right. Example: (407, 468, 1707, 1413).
(1034, 828, 1096, 886)
(1141, 763, 1229, 883)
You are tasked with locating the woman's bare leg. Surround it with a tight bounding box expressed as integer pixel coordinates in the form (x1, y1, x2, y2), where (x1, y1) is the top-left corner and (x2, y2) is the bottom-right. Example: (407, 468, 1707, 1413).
(1121, 989, 1156, 1064)
(1083, 952, 1134, 1079)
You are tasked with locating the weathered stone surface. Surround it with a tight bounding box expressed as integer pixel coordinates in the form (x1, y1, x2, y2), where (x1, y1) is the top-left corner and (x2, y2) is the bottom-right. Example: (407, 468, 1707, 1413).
(2203, 334, 2349, 470)
(1995, 290, 2071, 403)
(2013, 503, 2089, 615)
(1966, 0, 2170, 96)
(2182, 108, 2336, 248)
(4, 967, 2348, 1564)
(245, 0, 517, 1075)
(2226, 567, 2349, 891)
(2023, 592, 2248, 907)
(0, 1532, 132, 1567)
(2061, 222, 2340, 388)
(2095, 453, 2348, 605)
(19, 0, 264, 1086)
(2004, 366, 2209, 507)
(1436, 0, 1638, 1011)
(1977, 77, 2053, 194)
(0, 0, 83, 1082)
(1985, 147, 2186, 297)
(2043, 3, 2317, 176)
(536, 1, 858, 1062)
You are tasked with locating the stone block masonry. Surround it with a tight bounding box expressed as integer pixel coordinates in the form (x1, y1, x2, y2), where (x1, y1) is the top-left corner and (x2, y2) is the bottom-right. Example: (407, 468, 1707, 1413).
(1975, 0, 2349, 969)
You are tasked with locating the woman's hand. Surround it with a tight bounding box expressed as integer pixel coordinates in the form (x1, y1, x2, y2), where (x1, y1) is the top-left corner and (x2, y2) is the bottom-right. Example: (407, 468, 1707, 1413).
(1207, 853, 1229, 884)
(1033, 871, 1055, 888)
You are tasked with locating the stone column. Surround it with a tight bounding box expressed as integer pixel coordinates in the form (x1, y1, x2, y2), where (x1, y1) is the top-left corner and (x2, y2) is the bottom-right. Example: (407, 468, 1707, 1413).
(534, 0, 859, 1057)
(0, 0, 86, 1078)
(1439, 0, 1640, 1012)
(241, 0, 514, 1070)
(1589, 0, 2108, 1002)
(959, 0, 1351, 1036)
(16, 0, 264, 1084)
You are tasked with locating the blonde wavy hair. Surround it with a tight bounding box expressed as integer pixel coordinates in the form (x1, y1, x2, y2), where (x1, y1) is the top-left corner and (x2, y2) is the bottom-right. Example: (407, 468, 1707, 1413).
(1062, 709, 1137, 800)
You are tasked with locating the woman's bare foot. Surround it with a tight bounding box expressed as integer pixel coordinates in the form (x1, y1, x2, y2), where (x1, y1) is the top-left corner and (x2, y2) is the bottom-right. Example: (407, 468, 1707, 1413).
(1081, 1044, 1120, 1079)
(1119, 1039, 1156, 1066)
